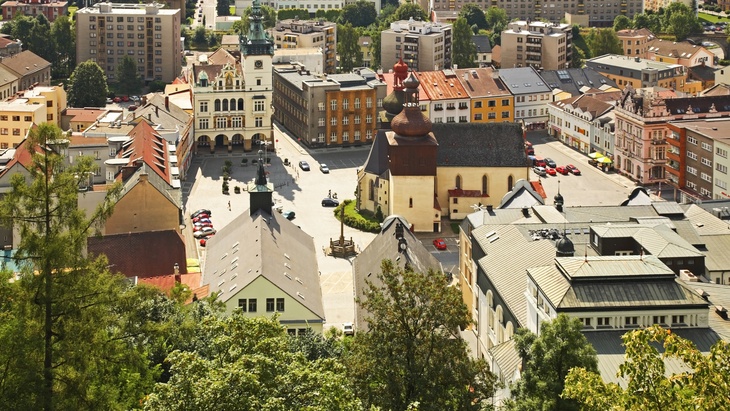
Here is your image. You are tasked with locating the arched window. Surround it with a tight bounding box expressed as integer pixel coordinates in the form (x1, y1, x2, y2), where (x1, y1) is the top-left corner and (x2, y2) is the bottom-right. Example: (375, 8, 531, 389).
(487, 290, 494, 328)
(237, 98, 244, 110)
(409, 197, 413, 208)
(214, 99, 221, 112)
(482, 175, 488, 195)
(368, 180, 374, 201)
(506, 321, 514, 339)
(230, 99, 235, 110)
(222, 99, 228, 111)
(507, 175, 514, 191)
(455, 175, 462, 189)
(496, 305, 504, 342)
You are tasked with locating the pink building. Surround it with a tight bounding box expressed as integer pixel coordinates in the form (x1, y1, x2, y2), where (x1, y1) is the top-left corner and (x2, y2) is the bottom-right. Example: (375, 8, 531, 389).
(2, 0, 67, 22)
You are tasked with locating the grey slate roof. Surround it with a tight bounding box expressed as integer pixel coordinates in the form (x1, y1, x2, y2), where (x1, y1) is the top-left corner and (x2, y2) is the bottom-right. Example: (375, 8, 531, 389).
(683, 204, 730, 236)
(701, 234, 730, 274)
(499, 179, 545, 208)
(362, 129, 391, 178)
(472, 35, 492, 53)
(498, 67, 551, 95)
(203, 209, 324, 319)
(433, 122, 530, 168)
(556, 255, 675, 279)
(352, 215, 443, 330)
(693, 281, 730, 342)
(591, 224, 704, 259)
(586, 328, 721, 387)
(540, 67, 618, 96)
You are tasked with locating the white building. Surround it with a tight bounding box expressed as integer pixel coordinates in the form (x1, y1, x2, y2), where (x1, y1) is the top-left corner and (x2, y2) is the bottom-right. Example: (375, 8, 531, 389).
(498, 66, 551, 129)
(547, 93, 617, 156)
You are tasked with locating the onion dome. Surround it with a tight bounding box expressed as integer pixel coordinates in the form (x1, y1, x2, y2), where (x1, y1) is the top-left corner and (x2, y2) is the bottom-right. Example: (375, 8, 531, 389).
(403, 72, 420, 91)
(383, 89, 406, 116)
(554, 191, 564, 205)
(556, 235, 575, 257)
(391, 105, 432, 137)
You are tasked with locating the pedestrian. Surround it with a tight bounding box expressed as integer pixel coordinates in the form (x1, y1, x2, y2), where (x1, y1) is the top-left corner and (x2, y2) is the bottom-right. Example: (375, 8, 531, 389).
(328, 189, 331, 198)
(228, 201, 231, 211)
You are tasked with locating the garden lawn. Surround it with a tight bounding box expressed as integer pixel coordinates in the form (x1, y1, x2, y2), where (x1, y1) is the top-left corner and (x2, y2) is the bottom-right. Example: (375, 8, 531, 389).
(699, 12, 730, 23)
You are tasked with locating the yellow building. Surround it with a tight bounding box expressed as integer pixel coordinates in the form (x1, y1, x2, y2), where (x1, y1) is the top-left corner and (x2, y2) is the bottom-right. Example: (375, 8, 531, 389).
(586, 54, 694, 93)
(0, 85, 66, 149)
(455, 67, 514, 123)
(358, 73, 530, 232)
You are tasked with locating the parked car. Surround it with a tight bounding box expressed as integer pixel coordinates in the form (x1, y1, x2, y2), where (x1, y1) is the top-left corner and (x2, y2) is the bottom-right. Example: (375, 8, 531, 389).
(533, 166, 547, 177)
(319, 163, 330, 173)
(193, 217, 211, 224)
(566, 164, 581, 175)
(193, 227, 216, 238)
(555, 166, 570, 175)
(190, 209, 211, 218)
(128, 105, 138, 111)
(106, 98, 113, 104)
(322, 198, 339, 207)
(299, 160, 310, 171)
(545, 158, 557, 168)
(432, 238, 447, 250)
(282, 210, 296, 220)
(343, 322, 354, 336)
(193, 222, 213, 229)
(113, 97, 121, 103)
(533, 156, 546, 167)
(121, 95, 130, 102)
(546, 167, 557, 176)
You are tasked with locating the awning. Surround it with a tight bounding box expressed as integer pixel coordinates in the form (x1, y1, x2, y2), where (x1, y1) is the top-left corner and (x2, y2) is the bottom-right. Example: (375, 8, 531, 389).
(588, 152, 604, 159)
(597, 157, 613, 164)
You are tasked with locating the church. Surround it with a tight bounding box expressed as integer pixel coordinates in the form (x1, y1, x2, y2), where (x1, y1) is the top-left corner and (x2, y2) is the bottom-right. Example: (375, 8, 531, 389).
(356, 61, 531, 232)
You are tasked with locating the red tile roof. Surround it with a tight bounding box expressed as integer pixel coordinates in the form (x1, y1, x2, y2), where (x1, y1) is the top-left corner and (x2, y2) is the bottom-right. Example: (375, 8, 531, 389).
(530, 181, 547, 199)
(0, 137, 41, 179)
(378, 71, 429, 102)
(455, 67, 510, 98)
(416, 70, 470, 101)
(64, 108, 108, 123)
(115, 121, 170, 184)
(87, 230, 187, 279)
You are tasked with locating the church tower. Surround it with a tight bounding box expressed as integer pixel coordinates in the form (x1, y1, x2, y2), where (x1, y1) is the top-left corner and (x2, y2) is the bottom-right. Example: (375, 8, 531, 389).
(387, 72, 441, 232)
(240, 0, 275, 151)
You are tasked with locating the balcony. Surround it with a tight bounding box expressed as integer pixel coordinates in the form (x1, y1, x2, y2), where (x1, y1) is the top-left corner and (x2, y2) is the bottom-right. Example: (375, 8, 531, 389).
(650, 138, 665, 145)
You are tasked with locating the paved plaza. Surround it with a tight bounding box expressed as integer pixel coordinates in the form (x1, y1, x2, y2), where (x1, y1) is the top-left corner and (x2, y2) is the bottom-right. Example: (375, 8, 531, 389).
(182, 126, 656, 330)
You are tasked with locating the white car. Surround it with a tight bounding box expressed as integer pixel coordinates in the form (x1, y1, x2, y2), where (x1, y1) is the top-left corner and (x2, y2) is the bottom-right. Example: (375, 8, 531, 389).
(343, 322, 354, 335)
(193, 226, 216, 238)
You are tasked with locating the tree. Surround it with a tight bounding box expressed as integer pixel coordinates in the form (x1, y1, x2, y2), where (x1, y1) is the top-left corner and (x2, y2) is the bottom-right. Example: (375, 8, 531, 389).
(503, 314, 598, 411)
(339, 0, 377, 27)
(459, 4, 488, 31)
(570, 46, 585, 68)
(668, 10, 702, 41)
(216, 0, 230, 17)
(51, 16, 76, 78)
(391, 2, 429, 22)
(452, 17, 477, 68)
(144, 315, 363, 410)
(563, 325, 730, 411)
(364, 25, 383, 69)
(485, 6, 509, 31)
(241, 4, 276, 33)
(0, 123, 160, 411)
(28, 14, 54, 63)
(345, 259, 498, 411)
(337, 23, 363, 72)
(115, 56, 142, 96)
(193, 25, 207, 45)
(277, 8, 307, 21)
(613, 15, 632, 31)
(67, 61, 108, 108)
(587, 28, 623, 58)
(633, 13, 662, 34)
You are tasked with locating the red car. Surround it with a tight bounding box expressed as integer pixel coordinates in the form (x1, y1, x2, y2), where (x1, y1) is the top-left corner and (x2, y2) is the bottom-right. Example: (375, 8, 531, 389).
(121, 95, 130, 102)
(432, 238, 447, 250)
(199, 233, 214, 247)
(113, 96, 121, 103)
(546, 167, 557, 176)
(193, 222, 213, 229)
(566, 164, 581, 175)
(555, 166, 570, 175)
(192, 214, 209, 223)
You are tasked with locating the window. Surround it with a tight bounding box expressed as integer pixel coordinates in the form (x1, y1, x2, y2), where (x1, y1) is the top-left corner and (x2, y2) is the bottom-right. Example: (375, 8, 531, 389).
(354, 98, 360, 109)
(446, 116, 455, 123)
(597, 317, 611, 327)
(625, 316, 638, 327)
(446, 103, 455, 110)
(319, 118, 325, 127)
(652, 315, 666, 325)
(687, 136, 697, 145)
(366, 114, 372, 124)
(488, 112, 496, 119)
(23, 116, 31, 122)
(688, 151, 697, 160)
(318, 102, 325, 111)
(687, 166, 697, 176)
(354, 130, 361, 140)
(266, 298, 275, 312)
(377, 98, 383, 108)
(330, 132, 337, 142)
(231, 117, 242, 128)
(502, 111, 510, 118)
(342, 116, 349, 125)
(255, 117, 263, 127)
(701, 172, 712, 182)
(580, 317, 592, 328)
(501, 99, 510, 106)
(702, 142, 712, 151)
(238, 299, 247, 311)
(716, 147, 727, 158)
(276, 298, 285, 311)
(342, 131, 349, 141)
(366, 130, 372, 139)
(672, 315, 685, 324)
(366, 97, 372, 108)
(702, 157, 712, 167)
(482, 175, 488, 195)
(198, 118, 209, 129)
(354, 115, 360, 124)
(474, 113, 483, 121)
(330, 117, 337, 126)
(254, 100, 265, 112)
(434, 103, 443, 110)
(331, 99, 337, 110)
(342, 99, 349, 110)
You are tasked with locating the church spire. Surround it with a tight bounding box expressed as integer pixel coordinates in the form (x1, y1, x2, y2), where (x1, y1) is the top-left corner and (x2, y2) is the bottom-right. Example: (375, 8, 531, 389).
(248, 149, 274, 215)
(240, 0, 274, 56)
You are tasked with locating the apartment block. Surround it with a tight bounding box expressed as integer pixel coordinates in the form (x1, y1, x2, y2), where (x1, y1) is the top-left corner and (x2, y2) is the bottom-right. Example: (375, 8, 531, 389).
(2, 0, 67, 22)
(237, 0, 381, 15)
(10, 85, 67, 125)
(272, 64, 386, 148)
(586, 54, 700, 93)
(429, 0, 642, 27)
(0, 102, 47, 148)
(76, 2, 182, 83)
(500, 21, 572, 70)
(381, 20, 452, 72)
(270, 18, 337, 74)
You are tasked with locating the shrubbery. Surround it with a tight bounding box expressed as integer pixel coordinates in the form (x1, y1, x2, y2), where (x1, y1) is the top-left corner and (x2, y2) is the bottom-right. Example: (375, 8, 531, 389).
(333, 199, 381, 233)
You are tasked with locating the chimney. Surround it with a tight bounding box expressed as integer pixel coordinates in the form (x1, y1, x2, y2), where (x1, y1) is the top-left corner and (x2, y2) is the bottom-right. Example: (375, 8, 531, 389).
(165, 96, 169, 110)
(521, 207, 530, 217)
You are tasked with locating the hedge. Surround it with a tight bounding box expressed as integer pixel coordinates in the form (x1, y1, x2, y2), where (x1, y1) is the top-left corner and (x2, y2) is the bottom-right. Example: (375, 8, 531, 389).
(333, 199, 381, 233)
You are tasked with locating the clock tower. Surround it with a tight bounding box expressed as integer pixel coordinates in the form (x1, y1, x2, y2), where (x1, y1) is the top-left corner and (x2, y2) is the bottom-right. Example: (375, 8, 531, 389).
(240, 0, 275, 151)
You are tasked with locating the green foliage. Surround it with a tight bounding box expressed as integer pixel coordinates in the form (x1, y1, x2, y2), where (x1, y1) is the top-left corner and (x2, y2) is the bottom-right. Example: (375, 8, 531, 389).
(314, 9, 342, 22)
(144, 315, 363, 410)
(459, 4, 488, 31)
(345, 259, 498, 411)
(334, 199, 380, 233)
(68, 60, 109, 108)
(115, 56, 143, 96)
(193, 26, 207, 45)
(216, 0, 230, 17)
(51, 15, 76, 78)
(337, 23, 363, 72)
(452, 17, 477, 68)
(633, 12, 663, 34)
(392, 2, 429, 22)
(613, 15, 632, 31)
(277, 8, 308, 21)
(241, 4, 277, 34)
(503, 314, 598, 411)
(288, 328, 344, 361)
(483, 7, 509, 47)
(374, 205, 384, 222)
(586, 28, 623, 58)
(148, 80, 166, 92)
(563, 325, 730, 411)
(570, 45, 586, 68)
(339, 0, 377, 27)
(364, 25, 383, 69)
(668, 10, 703, 41)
